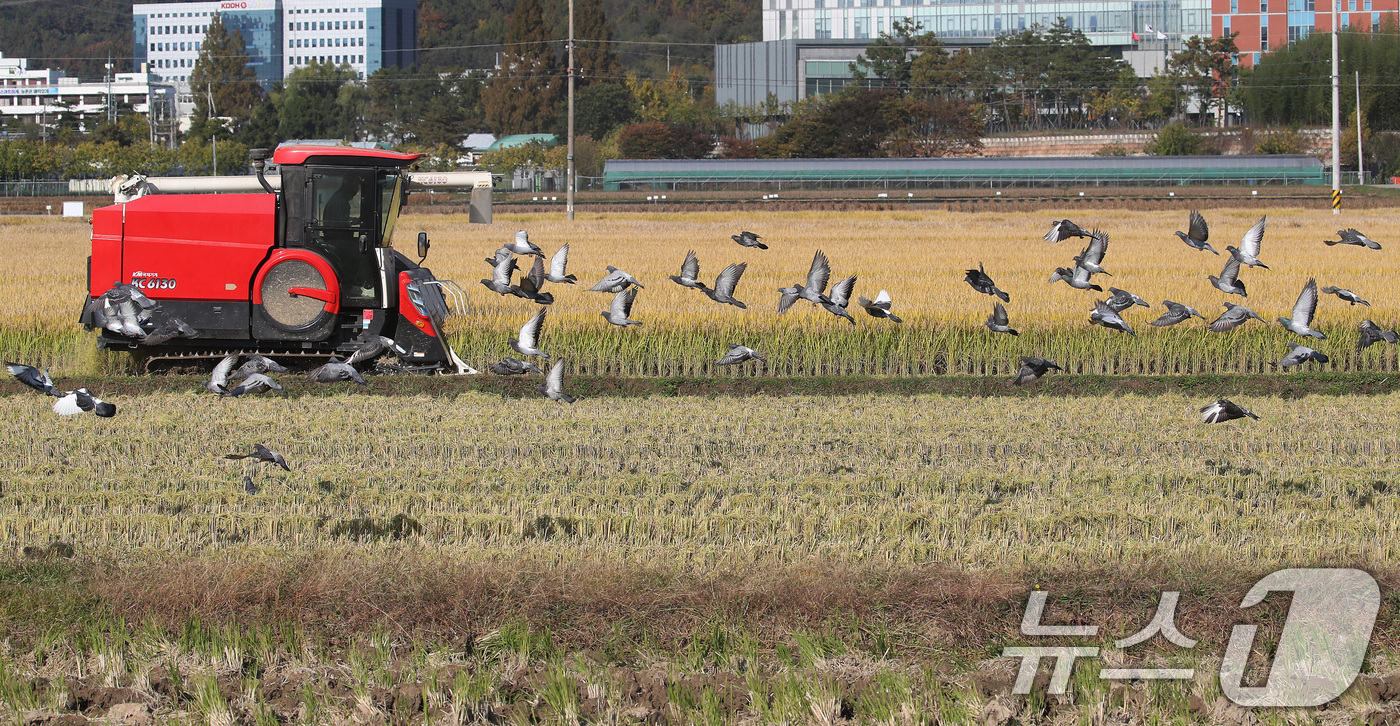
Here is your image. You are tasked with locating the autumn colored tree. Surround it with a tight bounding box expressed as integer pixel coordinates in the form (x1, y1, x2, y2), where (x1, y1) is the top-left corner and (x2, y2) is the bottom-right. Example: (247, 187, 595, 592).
(482, 0, 563, 135)
(573, 0, 621, 86)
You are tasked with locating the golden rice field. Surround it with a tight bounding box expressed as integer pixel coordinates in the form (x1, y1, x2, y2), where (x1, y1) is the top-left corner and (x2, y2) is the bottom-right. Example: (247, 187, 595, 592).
(4, 207, 1400, 375)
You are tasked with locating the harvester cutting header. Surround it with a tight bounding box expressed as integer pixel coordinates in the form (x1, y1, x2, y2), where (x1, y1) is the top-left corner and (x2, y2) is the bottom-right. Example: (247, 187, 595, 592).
(80, 146, 491, 374)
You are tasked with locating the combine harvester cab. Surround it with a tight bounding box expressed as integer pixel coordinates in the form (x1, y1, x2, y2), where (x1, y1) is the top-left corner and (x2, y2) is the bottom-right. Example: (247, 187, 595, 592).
(80, 145, 479, 374)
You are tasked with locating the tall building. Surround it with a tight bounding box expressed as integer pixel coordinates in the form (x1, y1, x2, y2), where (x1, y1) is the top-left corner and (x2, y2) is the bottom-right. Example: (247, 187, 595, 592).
(132, 0, 417, 93)
(1213, 0, 1400, 67)
(0, 53, 176, 134)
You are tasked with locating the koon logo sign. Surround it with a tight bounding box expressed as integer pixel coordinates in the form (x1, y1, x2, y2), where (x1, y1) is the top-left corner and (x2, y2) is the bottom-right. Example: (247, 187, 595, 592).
(220, 1, 247, 8)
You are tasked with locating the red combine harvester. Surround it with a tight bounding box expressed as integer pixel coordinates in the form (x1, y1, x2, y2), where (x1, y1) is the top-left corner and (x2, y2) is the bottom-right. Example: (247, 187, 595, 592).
(79, 145, 485, 373)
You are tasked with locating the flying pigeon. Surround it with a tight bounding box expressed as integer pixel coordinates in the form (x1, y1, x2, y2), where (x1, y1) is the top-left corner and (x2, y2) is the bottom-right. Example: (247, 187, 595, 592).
(669, 250, 706, 290)
(6, 362, 59, 397)
(480, 249, 518, 295)
(602, 287, 643, 327)
(1174, 210, 1218, 254)
(731, 230, 768, 249)
(1089, 300, 1135, 335)
(702, 262, 748, 309)
(1226, 216, 1270, 270)
(1358, 320, 1399, 351)
(306, 357, 368, 385)
(1048, 265, 1103, 292)
(1200, 399, 1258, 423)
(504, 229, 545, 257)
(220, 373, 283, 397)
(588, 266, 643, 293)
(544, 244, 576, 284)
(224, 443, 291, 471)
(1208, 257, 1248, 297)
(511, 255, 555, 305)
(536, 359, 576, 403)
(1209, 302, 1266, 332)
(139, 308, 199, 345)
(232, 354, 288, 380)
(716, 344, 764, 366)
(965, 262, 1010, 302)
(1151, 300, 1206, 327)
(52, 388, 116, 418)
(345, 334, 406, 367)
(1105, 287, 1149, 314)
(1278, 278, 1326, 339)
(1072, 230, 1111, 276)
(1012, 357, 1061, 385)
(206, 353, 240, 394)
(490, 358, 544, 375)
(985, 302, 1018, 335)
(1320, 285, 1370, 306)
(510, 309, 550, 359)
(1326, 228, 1382, 249)
(1276, 343, 1329, 368)
(822, 275, 857, 324)
(778, 250, 836, 313)
(857, 290, 902, 323)
(1044, 219, 1090, 242)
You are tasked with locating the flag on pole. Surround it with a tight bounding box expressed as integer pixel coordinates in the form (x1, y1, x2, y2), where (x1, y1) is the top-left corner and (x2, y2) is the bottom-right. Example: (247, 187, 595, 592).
(1145, 23, 1155, 32)
(1156, 30, 1168, 39)
(1132, 31, 1141, 41)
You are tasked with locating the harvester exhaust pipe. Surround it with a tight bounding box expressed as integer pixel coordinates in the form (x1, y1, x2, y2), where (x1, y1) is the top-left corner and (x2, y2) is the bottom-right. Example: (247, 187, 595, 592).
(249, 148, 275, 194)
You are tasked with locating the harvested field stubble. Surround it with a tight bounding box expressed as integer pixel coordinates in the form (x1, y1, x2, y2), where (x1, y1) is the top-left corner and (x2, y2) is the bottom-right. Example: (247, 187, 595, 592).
(5, 209, 1400, 375)
(4, 390, 1400, 568)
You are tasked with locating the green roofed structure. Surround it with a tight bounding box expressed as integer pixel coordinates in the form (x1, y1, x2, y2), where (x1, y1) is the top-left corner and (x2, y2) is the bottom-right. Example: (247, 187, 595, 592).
(487, 134, 559, 151)
(602, 156, 1327, 191)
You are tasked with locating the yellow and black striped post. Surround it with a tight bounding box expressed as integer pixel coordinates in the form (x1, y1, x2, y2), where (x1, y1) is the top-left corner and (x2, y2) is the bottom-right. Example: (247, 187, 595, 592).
(1333, 189, 1342, 212)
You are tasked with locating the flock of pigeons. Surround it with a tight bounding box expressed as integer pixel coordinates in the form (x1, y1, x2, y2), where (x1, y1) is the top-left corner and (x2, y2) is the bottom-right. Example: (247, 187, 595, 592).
(7, 214, 1397, 426)
(975, 212, 1394, 423)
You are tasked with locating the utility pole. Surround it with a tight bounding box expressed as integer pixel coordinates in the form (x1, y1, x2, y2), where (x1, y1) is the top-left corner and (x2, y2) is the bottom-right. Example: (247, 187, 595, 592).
(1331, 0, 1341, 213)
(1356, 70, 1364, 184)
(105, 54, 115, 126)
(566, 0, 575, 221)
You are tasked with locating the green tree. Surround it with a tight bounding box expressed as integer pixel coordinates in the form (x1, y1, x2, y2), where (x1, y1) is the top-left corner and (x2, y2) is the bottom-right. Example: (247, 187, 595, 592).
(1169, 33, 1240, 126)
(566, 82, 635, 140)
(278, 62, 359, 140)
(851, 18, 942, 96)
(573, 0, 621, 86)
(1145, 121, 1203, 155)
(482, 0, 563, 134)
(188, 12, 263, 139)
(479, 139, 556, 176)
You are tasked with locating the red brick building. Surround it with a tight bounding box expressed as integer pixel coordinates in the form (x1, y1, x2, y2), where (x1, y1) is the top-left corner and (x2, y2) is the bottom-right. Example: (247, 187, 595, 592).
(1216, 0, 1400, 67)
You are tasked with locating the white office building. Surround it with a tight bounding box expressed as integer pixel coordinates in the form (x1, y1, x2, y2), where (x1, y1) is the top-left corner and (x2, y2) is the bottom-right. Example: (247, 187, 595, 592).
(0, 53, 176, 131)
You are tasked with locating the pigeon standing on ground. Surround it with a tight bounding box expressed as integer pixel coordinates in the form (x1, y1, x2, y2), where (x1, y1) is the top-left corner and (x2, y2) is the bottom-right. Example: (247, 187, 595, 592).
(1201, 399, 1259, 423)
(53, 388, 116, 418)
(731, 230, 768, 249)
(1072, 230, 1111, 276)
(1105, 287, 1149, 314)
(504, 229, 545, 258)
(1226, 216, 1270, 270)
(306, 357, 368, 385)
(536, 359, 576, 403)
(544, 244, 576, 284)
(717, 344, 765, 366)
(669, 250, 706, 290)
(588, 266, 643, 293)
(221, 373, 284, 397)
(1090, 300, 1135, 335)
(490, 358, 544, 375)
(702, 262, 749, 309)
(510, 309, 550, 359)
(1326, 228, 1382, 249)
(1208, 257, 1248, 297)
(1048, 265, 1104, 292)
(1320, 285, 1370, 306)
(205, 353, 240, 394)
(1358, 320, 1400, 351)
(1151, 300, 1206, 327)
(224, 443, 291, 471)
(346, 334, 405, 367)
(778, 250, 835, 313)
(243, 476, 258, 495)
(1276, 343, 1330, 368)
(1044, 220, 1091, 242)
(1278, 278, 1326, 339)
(1012, 357, 1062, 385)
(6, 362, 60, 396)
(602, 288, 643, 327)
(985, 302, 1018, 335)
(965, 262, 1010, 302)
(857, 290, 903, 323)
(1174, 210, 1218, 254)
(1209, 303, 1266, 332)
